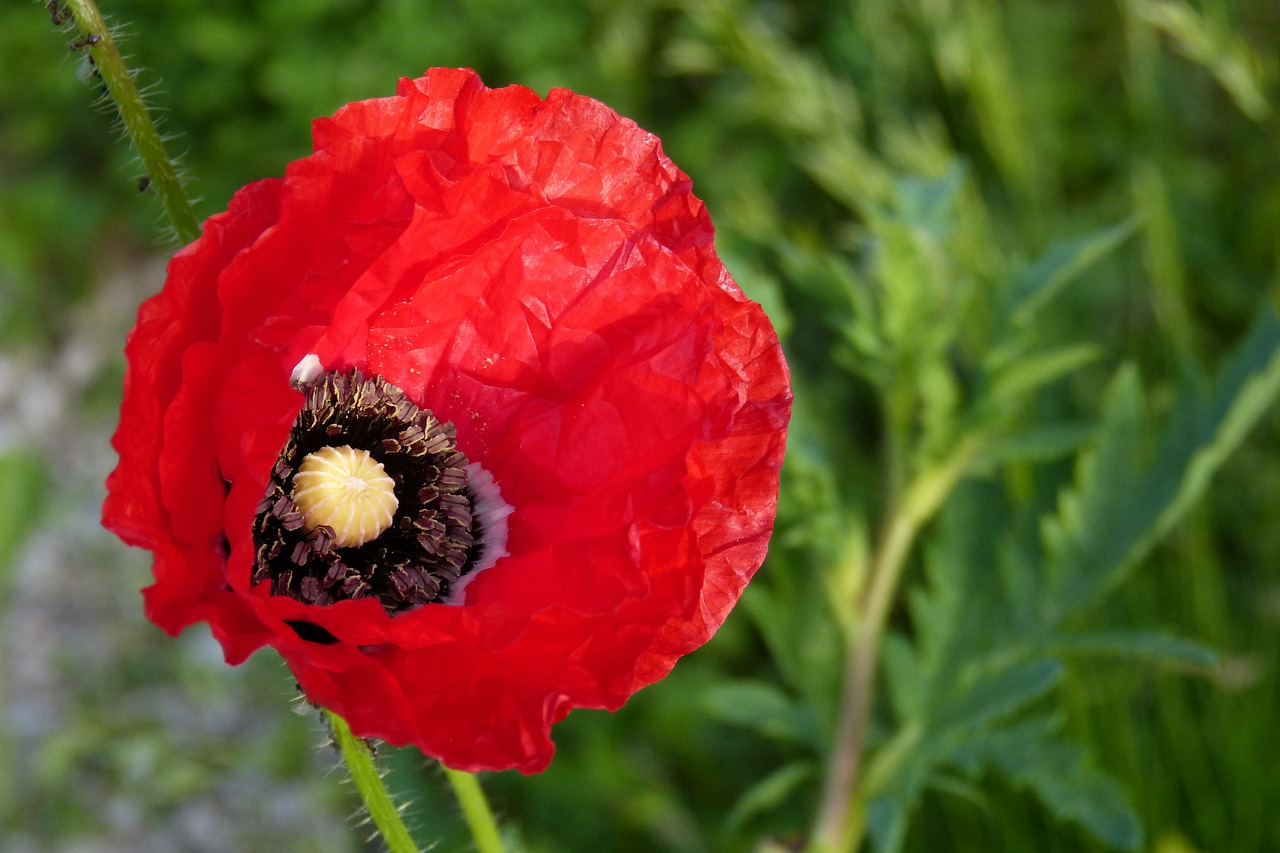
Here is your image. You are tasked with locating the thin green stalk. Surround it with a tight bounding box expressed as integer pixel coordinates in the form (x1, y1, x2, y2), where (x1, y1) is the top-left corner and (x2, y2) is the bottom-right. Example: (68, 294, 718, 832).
(325, 710, 420, 853)
(56, 4, 498, 850)
(442, 766, 508, 853)
(62, 0, 201, 244)
(807, 440, 980, 853)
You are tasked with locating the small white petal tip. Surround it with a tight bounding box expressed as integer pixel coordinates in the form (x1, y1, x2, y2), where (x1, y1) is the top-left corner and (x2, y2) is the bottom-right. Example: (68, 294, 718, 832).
(291, 353, 324, 387)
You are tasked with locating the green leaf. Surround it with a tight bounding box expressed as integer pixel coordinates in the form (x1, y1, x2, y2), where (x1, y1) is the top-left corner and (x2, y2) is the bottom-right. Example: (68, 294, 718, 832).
(1041, 365, 1147, 598)
(903, 483, 1008, 707)
(1008, 219, 1136, 325)
(953, 716, 1143, 849)
(861, 170, 968, 370)
(869, 483, 1134, 849)
(1045, 307, 1280, 614)
(1147, 310, 1280, 545)
(881, 633, 924, 722)
(723, 761, 817, 834)
(981, 421, 1096, 466)
(1136, 0, 1273, 122)
(892, 165, 965, 240)
(934, 659, 1061, 734)
(984, 343, 1099, 405)
(1055, 630, 1218, 669)
(739, 577, 843, 736)
(866, 794, 909, 853)
(873, 218, 949, 349)
(701, 681, 822, 749)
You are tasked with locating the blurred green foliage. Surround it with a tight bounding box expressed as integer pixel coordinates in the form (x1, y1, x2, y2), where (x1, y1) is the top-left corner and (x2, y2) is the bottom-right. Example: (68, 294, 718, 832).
(3, 0, 1280, 851)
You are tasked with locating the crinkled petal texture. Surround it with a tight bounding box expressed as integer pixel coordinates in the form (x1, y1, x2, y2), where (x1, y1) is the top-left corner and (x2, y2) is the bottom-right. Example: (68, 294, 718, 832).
(103, 68, 791, 773)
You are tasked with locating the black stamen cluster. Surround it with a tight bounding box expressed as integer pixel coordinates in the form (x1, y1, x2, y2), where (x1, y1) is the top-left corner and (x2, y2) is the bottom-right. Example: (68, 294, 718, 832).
(252, 369, 476, 614)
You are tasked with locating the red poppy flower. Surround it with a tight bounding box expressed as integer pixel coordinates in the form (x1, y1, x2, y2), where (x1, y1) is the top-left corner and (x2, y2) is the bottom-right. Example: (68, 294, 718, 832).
(103, 67, 791, 773)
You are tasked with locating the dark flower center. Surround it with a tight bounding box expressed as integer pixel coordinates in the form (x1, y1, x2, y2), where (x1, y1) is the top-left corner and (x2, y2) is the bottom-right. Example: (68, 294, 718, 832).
(251, 369, 479, 614)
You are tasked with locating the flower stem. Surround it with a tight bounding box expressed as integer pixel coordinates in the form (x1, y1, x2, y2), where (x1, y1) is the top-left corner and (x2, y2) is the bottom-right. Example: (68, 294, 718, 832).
(807, 440, 980, 852)
(442, 766, 508, 853)
(61, 0, 201, 244)
(324, 709, 419, 853)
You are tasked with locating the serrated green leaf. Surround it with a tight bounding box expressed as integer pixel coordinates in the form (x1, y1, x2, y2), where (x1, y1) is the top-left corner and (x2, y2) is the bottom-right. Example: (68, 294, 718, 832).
(819, 518, 871, 635)
(741, 561, 845, 734)
(701, 680, 822, 748)
(775, 240, 860, 326)
(866, 794, 909, 853)
(982, 421, 1096, 465)
(871, 484, 1078, 842)
(1041, 365, 1146, 596)
(996, 535, 1044, 637)
(740, 579, 844, 734)
(1055, 630, 1218, 668)
(985, 343, 1099, 405)
(918, 356, 964, 462)
(924, 772, 988, 808)
(864, 170, 967, 366)
(1147, 309, 1280, 543)
(892, 165, 965, 239)
(881, 633, 923, 722)
(906, 483, 1007, 700)
(874, 219, 948, 348)
(1046, 307, 1280, 614)
(1009, 219, 1136, 325)
(935, 659, 1061, 733)
(723, 761, 817, 834)
(1137, 0, 1273, 121)
(954, 716, 1143, 849)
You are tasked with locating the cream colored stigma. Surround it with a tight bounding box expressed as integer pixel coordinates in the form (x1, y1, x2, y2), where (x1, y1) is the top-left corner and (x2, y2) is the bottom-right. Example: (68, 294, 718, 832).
(291, 446, 398, 547)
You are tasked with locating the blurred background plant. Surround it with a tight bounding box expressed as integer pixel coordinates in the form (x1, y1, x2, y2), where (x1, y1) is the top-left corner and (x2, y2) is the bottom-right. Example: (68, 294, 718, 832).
(3, 0, 1279, 851)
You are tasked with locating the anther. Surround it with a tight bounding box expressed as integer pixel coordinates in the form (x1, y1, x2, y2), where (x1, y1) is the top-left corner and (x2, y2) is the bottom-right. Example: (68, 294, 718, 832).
(251, 367, 497, 616)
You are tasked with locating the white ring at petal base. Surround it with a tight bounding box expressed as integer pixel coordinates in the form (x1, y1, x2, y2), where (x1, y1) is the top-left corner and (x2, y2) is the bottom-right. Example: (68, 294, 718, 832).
(444, 461, 512, 605)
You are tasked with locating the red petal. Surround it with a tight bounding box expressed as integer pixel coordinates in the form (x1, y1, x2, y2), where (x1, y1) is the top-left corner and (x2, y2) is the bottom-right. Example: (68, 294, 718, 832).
(104, 68, 791, 772)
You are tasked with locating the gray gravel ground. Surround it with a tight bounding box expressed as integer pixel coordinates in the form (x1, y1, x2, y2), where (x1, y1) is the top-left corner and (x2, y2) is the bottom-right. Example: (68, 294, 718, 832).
(0, 251, 360, 852)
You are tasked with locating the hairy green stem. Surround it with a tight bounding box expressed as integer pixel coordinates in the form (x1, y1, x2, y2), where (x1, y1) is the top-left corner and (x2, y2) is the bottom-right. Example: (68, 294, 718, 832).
(442, 766, 508, 853)
(808, 440, 980, 853)
(325, 710, 420, 853)
(62, 0, 201, 243)
(56, 4, 498, 851)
